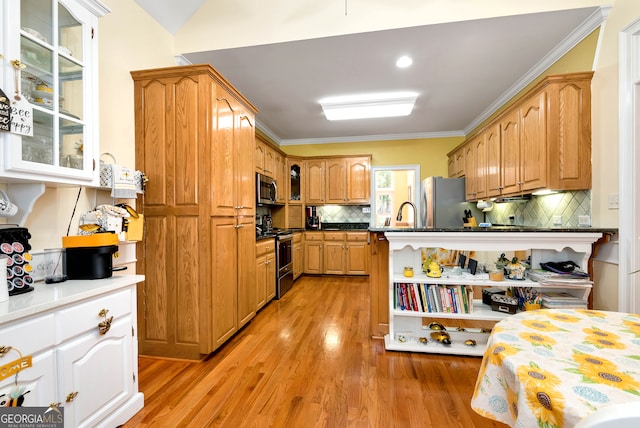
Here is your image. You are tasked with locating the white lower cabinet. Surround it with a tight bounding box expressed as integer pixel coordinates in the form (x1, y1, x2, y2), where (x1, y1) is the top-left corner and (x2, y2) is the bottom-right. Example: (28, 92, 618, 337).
(0, 276, 143, 427)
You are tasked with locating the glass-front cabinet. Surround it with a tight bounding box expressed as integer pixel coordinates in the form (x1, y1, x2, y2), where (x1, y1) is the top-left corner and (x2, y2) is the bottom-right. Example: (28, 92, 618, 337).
(0, 0, 109, 183)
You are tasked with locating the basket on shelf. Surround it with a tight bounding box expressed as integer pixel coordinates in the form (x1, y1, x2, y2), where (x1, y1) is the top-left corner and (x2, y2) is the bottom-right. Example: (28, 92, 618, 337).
(99, 152, 147, 197)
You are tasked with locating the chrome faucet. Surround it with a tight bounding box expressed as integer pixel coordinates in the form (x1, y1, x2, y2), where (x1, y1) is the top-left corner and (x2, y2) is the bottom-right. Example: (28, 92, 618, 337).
(396, 201, 417, 228)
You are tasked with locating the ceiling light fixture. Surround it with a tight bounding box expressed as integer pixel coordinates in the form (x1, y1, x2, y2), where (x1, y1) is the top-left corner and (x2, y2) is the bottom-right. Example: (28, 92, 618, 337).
(319, 92, 418, 121)
(396, 56, 413, 68)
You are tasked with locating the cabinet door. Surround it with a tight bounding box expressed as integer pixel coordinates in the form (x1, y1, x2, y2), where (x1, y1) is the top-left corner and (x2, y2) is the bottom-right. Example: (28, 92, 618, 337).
(212, 89, 238, 216)
(265, 252, 276, 301)
(324, 240, 345, 274)
(347, 157, 370, 203)
(463, 143, 477, 200)
(264, 146, 276, 177)
(275, 151, 287, 204)
(485, 123, 502, 197)
(0, 351, 56, 408)
(304, 241, 323, 274)
(237, 215, 256, 328)
(288, 160, 303, 203)
(0, 0, 104, 183)
(474, 135, 488, 200)
(57, 316, 133, 428)
(500, 110, 521, 194)
(210, 217, 238, 349)
(305, 160, 325, 204)
(255, 254, 267, 310)
(293, 241, 304, 279)
(236, 111, 257, 216)
(255, 140, 265, 173)
(346, 241, 369, 275)
(325, 159, 347, 203)
(519, 91, 547, 192)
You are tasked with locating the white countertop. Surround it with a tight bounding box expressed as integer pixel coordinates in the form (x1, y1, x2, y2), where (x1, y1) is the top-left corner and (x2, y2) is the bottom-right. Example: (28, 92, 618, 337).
(0, 274, 145, 325)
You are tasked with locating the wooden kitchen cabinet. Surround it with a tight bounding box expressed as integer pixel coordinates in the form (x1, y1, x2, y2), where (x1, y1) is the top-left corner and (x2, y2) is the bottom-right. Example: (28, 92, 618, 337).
(132, 64, 258, 360)
(322, 231, 369, 275)
(293, 232, 304, 280)
(256, 238, 276, 310)
(264, 145, 277, 178)
(288, 158, 303, 204)
(325, 156, 371, 204)
(305, 159, 326, 204)
(450, 72, 593, 198)
(255, 140, 265, 174)
(323, 231, 347, 274)
(306, 156, 371, 205)
(448, 147, 465, 178)
(304, 232, 323, 274)
(485, 123, 502, 197)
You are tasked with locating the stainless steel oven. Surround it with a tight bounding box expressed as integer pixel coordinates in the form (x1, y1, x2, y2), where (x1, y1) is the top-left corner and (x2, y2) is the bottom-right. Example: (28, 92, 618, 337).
(275, 233, 293, 299)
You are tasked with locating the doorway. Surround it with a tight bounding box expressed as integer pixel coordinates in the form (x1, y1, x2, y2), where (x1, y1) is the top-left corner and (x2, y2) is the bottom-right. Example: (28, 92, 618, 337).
(370, 165, 420, 228)
(619, 18, 640, 312)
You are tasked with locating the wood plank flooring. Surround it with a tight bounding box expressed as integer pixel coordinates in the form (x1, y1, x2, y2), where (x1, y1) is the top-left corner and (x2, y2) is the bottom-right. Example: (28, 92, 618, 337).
(124, 275, 506, 427)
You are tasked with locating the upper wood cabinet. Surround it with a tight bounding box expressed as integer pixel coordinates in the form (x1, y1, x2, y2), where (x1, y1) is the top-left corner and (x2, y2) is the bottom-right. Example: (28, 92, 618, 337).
(448, 147, 465, 178)
(450, 72, 593, 199)
(463, 135, 487, 201)
(306, 155, 371, 205)
(305, 159, 326, 204)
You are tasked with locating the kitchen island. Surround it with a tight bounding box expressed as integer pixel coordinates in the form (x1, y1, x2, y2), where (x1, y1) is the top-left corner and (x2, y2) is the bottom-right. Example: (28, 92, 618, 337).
(368, 227, 616, 354)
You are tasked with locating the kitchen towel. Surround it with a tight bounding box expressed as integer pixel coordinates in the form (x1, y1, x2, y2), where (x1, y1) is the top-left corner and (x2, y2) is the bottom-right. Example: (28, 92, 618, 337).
(110, 164, 138, 198)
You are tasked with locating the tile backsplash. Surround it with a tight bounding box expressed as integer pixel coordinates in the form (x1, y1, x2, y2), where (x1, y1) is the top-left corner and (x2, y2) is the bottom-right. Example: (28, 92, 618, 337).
(316, 205, 371, 223)
(486, 190, 591, 228)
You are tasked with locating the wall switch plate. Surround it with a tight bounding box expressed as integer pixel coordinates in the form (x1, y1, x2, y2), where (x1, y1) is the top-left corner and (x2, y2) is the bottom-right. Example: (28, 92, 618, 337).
(552, 215, 562, 225)
(578, 215, 591, 227)
(608, 193, 619, 210)
(362, 207, 371, 214)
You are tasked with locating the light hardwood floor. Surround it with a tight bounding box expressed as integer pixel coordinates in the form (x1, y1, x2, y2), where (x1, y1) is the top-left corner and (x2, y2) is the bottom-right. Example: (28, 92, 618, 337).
(125, 275, 506, 427)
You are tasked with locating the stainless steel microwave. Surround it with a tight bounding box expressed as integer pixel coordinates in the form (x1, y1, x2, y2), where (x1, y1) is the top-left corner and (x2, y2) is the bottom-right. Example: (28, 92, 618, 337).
(257, 173, 277, 205)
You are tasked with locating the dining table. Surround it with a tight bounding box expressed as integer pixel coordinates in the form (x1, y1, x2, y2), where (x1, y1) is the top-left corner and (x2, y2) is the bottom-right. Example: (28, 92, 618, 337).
(471, 308, 640, 427)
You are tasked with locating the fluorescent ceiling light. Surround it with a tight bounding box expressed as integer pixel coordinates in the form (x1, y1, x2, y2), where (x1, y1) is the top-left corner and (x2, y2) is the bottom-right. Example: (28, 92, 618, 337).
(319, 92, 418, 121)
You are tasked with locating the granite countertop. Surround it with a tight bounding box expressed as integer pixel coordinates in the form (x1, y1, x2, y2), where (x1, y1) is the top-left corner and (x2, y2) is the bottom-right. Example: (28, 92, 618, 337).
(368, 226, 618, 234)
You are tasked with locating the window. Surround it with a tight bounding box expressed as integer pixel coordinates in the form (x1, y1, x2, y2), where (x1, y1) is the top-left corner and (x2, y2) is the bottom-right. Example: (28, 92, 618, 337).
(370, 165, 420, 227)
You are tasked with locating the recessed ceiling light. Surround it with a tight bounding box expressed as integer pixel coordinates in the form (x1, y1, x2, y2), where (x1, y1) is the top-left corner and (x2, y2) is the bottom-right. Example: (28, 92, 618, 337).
(396, 56, 413, 68)
(319, 92, 418, 121)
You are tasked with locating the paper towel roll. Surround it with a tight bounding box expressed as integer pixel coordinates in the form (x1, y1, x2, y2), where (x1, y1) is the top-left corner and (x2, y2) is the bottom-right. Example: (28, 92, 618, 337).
(0, 256, 8, 302)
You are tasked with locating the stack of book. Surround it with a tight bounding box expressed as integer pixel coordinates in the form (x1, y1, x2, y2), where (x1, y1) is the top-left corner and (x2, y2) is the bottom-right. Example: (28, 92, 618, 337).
(540, 291, 588, 309)
(395, 283, 473, 313)
(527, 269, 593, 286)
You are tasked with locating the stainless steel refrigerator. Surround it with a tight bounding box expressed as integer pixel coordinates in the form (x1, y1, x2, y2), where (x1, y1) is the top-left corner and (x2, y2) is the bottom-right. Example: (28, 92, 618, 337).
(420, 177, 480, 228)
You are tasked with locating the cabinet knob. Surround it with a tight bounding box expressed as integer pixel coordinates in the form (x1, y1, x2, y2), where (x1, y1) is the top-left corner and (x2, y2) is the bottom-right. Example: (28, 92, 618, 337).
(66, 392, 78, 403)
(98, 308, 113, 335)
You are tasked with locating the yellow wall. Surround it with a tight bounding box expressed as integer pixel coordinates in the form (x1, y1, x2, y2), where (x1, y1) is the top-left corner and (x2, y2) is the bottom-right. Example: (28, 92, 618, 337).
(283, 137, 464, 180)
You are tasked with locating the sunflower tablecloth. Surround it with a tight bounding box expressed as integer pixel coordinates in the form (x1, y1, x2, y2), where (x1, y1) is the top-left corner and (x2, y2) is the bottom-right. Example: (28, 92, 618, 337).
(471, 309, 640, 428)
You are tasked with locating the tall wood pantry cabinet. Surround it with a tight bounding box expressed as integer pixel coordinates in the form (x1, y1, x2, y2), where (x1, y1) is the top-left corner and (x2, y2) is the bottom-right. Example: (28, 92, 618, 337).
(131, 64, 258, 360)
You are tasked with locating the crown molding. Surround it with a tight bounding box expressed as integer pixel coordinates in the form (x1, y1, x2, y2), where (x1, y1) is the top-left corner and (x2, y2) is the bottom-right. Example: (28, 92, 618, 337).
(277, 130, 465, 146)
(464, 5, 611, 135)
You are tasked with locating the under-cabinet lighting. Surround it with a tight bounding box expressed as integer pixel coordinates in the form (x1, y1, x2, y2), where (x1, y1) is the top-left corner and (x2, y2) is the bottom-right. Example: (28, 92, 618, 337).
(319, 92, 418, 121)
(532, 189, 559, 196)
